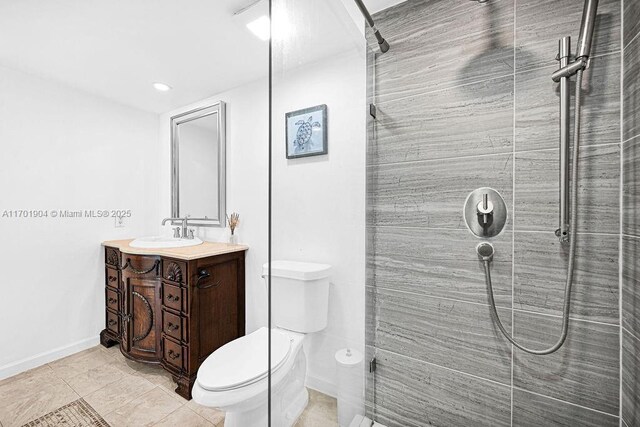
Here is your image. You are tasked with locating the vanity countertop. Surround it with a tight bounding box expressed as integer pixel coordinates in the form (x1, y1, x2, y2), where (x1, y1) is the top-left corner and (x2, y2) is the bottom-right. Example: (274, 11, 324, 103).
(102, 239, 248, 260)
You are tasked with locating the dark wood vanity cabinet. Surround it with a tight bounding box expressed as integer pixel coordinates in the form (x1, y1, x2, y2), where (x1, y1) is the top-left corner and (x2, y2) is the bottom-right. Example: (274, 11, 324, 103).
(100, 245, 246, 399)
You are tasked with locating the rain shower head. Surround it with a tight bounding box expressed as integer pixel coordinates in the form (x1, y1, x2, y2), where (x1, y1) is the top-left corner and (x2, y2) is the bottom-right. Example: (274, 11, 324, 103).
(476, 243, 494, 262)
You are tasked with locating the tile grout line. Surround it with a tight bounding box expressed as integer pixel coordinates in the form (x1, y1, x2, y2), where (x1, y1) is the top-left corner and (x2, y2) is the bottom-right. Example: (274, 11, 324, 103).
(623, 24, 640, 51)
(513, 49, 623, 77)
(377, 347, 512, 389)
(146, 390, 200, 427)
(513, 386, 620, 419)
(514, 141, 621, 155)
(367, 141, 620, 169)
(371, 284, 621, 327)
(100, 385, 164, 423)
(150, 405, 178, 427)
(622, 134, 640, 145)
(368, 284, 513, 310)
(511, 0, 517, 424)
(619, 1, 625, 423)
(376, 71, 516, 102)
(514, 229, 622, 237)
(622, 325, 640, 345)
(368, 149, 514, 168)
(184, 404, 219, 427)
(379, 345, 618, 418)
(509, 308, 619, 327)
(372, 224, 622, 238)
(55, 374, 81, 402)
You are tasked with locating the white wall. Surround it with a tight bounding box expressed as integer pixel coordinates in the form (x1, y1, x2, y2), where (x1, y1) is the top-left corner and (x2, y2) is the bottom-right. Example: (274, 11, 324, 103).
(272, 49, 367, 395)
(0, 65, 159, 379)
(157, 78, 270, 334)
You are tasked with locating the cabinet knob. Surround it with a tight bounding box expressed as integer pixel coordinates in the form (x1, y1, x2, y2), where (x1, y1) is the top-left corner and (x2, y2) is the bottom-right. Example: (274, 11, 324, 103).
(109, 276, 117, 282)
(168, 349, 180, 360)
(166, 294, 180, 303)
(167, 322, 179, 331)
(108, 297, 117, 305)
(108, 319, 117, 326)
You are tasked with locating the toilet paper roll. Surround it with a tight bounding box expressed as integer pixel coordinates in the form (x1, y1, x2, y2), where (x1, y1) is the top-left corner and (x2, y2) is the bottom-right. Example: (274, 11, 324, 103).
(335, 348, 365, 427)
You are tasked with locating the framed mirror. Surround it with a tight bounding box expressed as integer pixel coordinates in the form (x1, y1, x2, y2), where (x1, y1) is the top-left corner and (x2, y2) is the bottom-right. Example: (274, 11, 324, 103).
(171, 102, 226, 227)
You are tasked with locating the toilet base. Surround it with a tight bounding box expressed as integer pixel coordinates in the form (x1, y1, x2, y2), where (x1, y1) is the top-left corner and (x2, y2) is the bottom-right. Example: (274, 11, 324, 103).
(282, 386, 309, 426)
(223, 387, 308, 427)
(222, 346, 309, 427)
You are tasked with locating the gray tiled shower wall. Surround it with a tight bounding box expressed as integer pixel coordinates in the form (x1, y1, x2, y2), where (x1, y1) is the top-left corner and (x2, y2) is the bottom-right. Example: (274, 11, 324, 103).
(365, 0, 635, 425)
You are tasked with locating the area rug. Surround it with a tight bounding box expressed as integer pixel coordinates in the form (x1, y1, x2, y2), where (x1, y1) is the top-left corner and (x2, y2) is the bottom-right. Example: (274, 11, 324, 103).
(22, 398, 110, 427)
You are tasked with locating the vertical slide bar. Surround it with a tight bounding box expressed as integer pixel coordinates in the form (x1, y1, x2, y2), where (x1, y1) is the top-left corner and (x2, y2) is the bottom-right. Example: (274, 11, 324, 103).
(558, 37, 571, 242)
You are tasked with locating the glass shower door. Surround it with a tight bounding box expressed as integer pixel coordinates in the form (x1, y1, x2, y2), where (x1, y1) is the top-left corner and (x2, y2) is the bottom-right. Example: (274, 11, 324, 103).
(268, 0, 368, 425)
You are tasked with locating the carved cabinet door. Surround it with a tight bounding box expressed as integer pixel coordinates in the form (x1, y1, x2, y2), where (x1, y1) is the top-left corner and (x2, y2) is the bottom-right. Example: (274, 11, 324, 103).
(121, 256, 162, 362)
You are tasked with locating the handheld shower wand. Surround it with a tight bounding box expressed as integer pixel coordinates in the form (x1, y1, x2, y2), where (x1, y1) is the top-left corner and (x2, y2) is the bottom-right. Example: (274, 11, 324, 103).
(551, 0, 599, 82)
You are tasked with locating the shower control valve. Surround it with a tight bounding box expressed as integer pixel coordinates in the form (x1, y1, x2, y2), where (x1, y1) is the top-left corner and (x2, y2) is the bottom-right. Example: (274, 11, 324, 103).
(477, 193, 494, 227)
(464, 187, 507, 238)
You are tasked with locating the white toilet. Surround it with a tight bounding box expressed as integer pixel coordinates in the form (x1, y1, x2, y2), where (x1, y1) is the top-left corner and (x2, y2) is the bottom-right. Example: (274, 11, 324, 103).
(192, 260, 332, 427)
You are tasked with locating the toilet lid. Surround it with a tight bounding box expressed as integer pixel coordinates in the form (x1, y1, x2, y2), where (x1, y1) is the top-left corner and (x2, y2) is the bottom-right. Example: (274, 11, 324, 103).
(197, 327, 292, 391)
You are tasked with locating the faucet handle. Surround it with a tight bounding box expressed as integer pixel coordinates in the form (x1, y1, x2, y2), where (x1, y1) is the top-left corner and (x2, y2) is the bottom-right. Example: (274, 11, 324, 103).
(173, 227, 181, 238)
(477, 193, 494, 226)
(188, 229, 195, 240)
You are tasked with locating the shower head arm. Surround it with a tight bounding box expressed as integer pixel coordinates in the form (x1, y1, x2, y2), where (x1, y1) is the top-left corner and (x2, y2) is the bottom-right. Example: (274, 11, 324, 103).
(352, 0, 390, 53)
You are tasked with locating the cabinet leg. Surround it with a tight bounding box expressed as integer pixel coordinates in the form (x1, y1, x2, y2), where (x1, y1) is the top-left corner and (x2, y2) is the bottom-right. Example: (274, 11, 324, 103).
(100, 329, 118, 348)
(172, 375, 195, 400)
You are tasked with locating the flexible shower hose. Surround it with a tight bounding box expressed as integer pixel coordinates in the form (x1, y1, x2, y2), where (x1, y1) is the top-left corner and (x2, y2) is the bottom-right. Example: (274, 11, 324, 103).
(483, 69, 584, 355)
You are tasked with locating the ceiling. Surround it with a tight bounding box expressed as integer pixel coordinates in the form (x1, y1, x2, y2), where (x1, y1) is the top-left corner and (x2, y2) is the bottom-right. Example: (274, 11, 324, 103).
(0, 0, 403, 114)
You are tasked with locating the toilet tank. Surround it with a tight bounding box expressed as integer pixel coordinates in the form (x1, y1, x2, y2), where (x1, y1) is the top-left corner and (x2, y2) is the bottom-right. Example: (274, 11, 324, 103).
(263, 260, 331, 333)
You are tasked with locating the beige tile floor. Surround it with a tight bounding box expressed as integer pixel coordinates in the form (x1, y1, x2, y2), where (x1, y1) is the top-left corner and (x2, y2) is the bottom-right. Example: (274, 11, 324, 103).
(0, 345, 338, 427)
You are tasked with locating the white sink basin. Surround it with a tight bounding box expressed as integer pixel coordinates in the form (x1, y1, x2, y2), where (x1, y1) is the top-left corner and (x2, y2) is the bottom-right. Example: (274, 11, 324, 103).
(130, 236, 203, 249)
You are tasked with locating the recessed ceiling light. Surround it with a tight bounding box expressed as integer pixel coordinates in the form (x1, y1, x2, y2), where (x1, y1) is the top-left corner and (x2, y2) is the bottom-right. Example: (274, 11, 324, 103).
(247, 15, 270, 41)
(153, 82, 172, 92)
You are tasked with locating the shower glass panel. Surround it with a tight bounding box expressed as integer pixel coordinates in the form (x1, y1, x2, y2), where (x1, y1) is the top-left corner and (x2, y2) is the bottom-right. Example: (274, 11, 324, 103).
(268, 0, 368, 425)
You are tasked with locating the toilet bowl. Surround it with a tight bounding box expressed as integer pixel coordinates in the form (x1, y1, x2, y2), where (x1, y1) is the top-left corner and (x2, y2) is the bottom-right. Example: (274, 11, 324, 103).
(193, 260, 331, 427)
(192, 327, 307, 426)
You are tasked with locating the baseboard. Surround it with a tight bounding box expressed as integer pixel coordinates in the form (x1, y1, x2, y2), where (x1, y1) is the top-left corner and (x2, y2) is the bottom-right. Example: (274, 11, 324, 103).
(0, 335, 100, 381)
(306, 373, 337, 398)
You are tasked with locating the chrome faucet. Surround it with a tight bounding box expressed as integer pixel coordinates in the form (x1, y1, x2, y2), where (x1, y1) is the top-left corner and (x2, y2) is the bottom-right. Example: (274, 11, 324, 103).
(162, 217, 190, 239)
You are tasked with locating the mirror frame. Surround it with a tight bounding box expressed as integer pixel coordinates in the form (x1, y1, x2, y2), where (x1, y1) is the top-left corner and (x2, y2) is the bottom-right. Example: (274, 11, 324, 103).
(171, 101, 226, 227)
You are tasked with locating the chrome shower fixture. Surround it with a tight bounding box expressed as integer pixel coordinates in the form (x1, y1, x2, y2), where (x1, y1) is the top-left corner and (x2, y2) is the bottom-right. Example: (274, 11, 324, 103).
(476, 0, 599, 356)
(554, 0, 599, 242)
(353, 0, 390, 53)
(551, 0, 599, 82)
(476, 243, 494, 262)
(463, 188, 507, 238)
